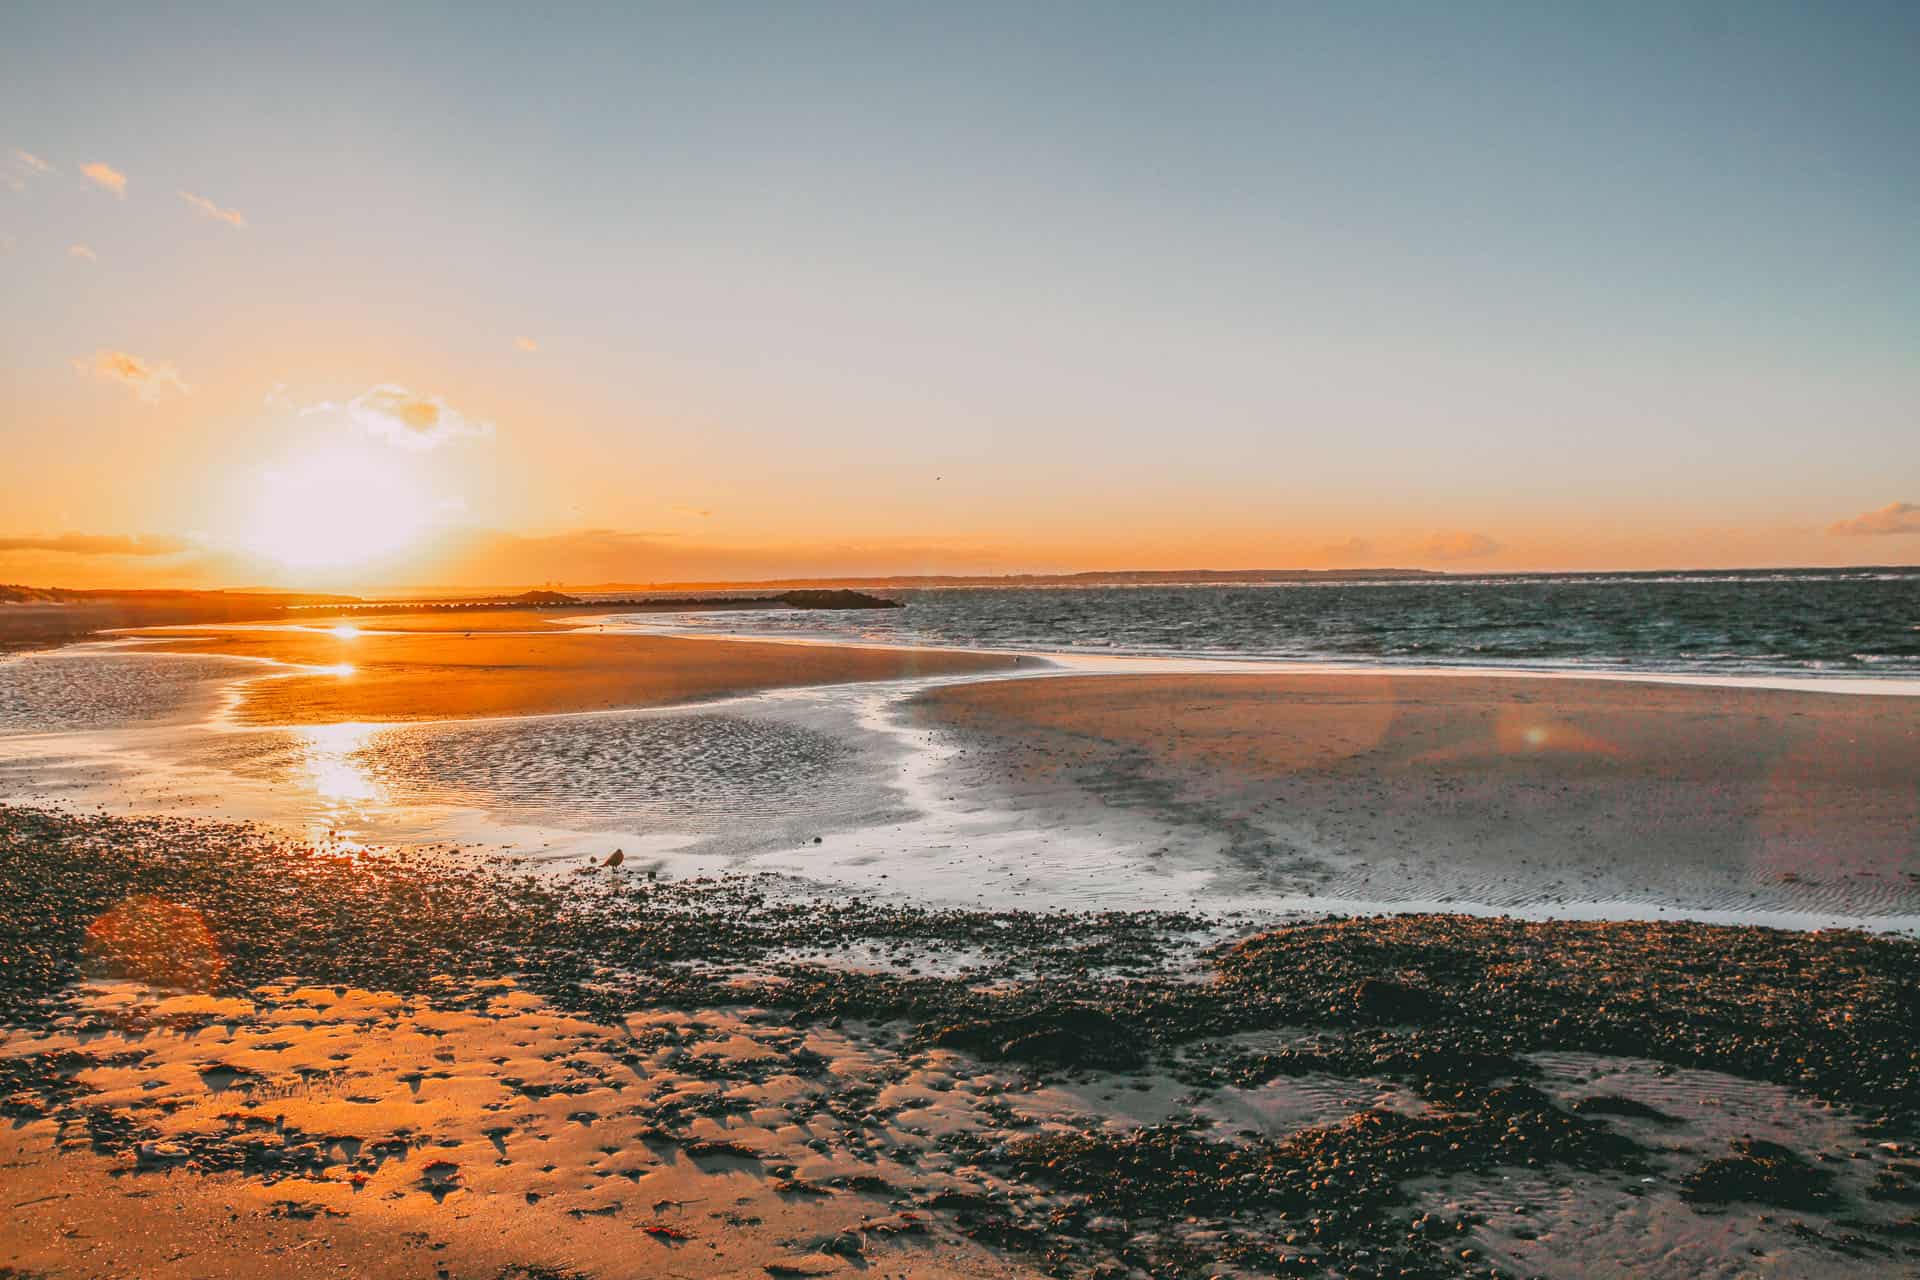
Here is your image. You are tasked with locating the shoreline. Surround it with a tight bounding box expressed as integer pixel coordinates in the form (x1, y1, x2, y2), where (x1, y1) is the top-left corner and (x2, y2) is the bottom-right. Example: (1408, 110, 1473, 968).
(567, 610, 1920, 697)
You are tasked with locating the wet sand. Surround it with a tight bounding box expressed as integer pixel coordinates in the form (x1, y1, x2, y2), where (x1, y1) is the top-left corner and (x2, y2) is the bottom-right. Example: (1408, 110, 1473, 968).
(916, 673, 1920, 918)
(128, 625, 1024, 726)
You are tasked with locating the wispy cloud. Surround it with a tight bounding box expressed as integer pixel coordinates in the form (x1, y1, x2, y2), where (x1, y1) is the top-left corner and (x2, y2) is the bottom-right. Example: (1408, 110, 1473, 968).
(1421, 530, 1501, 561)
(321, 385, 493, 452)
(6, 149, 52, 191)
(1827, 502, 1920, 537)
(80, 161, 127, 197)
(179, 190, 246, 228)
(0, 533, 190, 557)
(67, 243, 96, 262)
(71, 349, 191, 402)
(514, 336, 540, 352)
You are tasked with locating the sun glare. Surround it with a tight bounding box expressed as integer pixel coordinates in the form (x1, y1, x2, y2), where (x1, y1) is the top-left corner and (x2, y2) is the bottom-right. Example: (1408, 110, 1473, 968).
(240, 447, 431, 572)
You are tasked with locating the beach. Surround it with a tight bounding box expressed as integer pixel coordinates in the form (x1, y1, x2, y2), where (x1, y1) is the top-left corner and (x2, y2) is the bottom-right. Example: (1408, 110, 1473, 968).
(3, 624, 1920, 1278)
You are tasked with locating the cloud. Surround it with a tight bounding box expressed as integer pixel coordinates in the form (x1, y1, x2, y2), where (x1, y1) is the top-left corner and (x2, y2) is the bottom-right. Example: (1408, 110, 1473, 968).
(1420, 531, 1501, 561)
(1827, 502, 1920, 537)
(340, 385, 493, 451)
(6, 150, 51, 191)
(81, 161, 127, 197)
(71, 349, 192, 401)
(514, 336, 539, 352)
(179, 190, 246, 228)
(0, 533, 190, 557)
(68, 243, 96, 262)
(0, 232, 14, 255)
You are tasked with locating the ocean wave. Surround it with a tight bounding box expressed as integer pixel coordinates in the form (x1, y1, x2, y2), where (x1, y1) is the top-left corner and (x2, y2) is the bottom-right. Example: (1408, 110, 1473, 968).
(601, 573, 1920, 679)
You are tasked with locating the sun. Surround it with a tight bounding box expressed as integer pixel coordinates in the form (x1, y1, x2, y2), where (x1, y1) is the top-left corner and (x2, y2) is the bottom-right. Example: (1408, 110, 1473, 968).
(239, 445, 433, 572)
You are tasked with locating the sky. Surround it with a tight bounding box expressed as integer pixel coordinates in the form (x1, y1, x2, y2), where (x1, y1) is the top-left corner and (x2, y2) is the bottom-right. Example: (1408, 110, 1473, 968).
(2, 1, 1917, 590)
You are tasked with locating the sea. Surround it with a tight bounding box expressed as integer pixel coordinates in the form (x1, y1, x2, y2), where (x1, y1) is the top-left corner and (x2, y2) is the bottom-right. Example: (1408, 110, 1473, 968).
(599, 567, 1920, 680)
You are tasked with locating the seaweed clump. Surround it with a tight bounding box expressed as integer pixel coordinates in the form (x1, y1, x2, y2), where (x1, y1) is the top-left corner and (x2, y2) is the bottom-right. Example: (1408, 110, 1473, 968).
(1682, 1138, 1837, 1210)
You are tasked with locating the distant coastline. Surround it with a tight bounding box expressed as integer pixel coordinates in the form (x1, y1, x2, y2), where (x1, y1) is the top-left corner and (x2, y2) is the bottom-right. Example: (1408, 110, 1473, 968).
(369, 567, 1451, 598)
(0, 586, 356, 653)
(366, 562, 1918, 598)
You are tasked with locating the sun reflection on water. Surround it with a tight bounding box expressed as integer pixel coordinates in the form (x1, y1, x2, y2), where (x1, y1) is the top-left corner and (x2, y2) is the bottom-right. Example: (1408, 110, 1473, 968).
(297, 722, 384, 842)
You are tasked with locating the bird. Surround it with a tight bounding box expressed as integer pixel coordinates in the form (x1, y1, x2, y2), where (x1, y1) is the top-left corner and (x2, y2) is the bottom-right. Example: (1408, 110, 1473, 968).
(604, 849, 624, 868)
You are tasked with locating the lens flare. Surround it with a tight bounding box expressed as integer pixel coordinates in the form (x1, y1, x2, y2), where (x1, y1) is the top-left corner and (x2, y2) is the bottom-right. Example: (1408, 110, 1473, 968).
(83, 897, 226, 991)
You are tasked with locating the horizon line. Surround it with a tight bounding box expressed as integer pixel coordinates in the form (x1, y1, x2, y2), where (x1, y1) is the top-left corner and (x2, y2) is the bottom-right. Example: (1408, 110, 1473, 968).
(9, 560, 1918, 603)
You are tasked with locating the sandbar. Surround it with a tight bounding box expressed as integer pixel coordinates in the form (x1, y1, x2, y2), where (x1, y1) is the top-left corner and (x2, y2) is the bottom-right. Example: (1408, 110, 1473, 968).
(128, 624, 1024, 726)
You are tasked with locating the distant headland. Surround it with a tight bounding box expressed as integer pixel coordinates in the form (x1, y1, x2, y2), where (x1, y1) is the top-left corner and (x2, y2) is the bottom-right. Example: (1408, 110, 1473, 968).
(0, 582, 906, 651)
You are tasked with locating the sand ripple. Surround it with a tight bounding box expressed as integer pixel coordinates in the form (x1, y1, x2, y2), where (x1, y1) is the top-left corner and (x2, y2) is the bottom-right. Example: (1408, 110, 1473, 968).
(191, 710, 876, 836)
(0, 652, 259, 735)
(368, 712, 862, 828)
